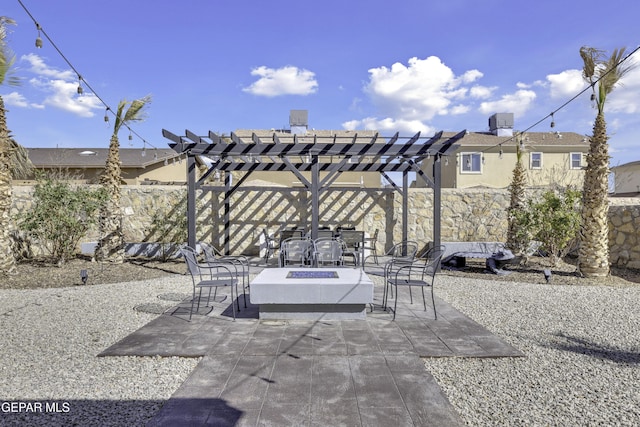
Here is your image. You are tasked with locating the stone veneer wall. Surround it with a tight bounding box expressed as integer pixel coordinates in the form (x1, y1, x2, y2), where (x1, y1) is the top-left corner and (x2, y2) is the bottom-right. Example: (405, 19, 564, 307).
(9, 186, 640, 269)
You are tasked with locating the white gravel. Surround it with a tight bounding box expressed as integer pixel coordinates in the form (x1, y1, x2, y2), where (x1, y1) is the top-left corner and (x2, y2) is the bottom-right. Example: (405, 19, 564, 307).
(0, 276, 199, 426)
(425, 275, 640, 426)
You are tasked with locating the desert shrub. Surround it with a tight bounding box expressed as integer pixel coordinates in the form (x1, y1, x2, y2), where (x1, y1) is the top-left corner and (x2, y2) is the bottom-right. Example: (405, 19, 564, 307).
(20, 173, 107, 265)
(148, 195, 188, 260)
(513, 189, 581, 266)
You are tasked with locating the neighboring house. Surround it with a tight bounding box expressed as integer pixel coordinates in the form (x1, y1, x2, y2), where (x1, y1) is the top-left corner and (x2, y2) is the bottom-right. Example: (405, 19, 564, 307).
(232, 110, 384, 188)
(611, 161, 640, 196)
(417, 113, 589, 189)
(17, 147, 185, 185)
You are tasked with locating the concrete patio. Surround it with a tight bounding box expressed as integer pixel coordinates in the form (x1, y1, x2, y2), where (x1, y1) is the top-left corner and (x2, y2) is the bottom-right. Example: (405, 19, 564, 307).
(100, 267, 523, 426)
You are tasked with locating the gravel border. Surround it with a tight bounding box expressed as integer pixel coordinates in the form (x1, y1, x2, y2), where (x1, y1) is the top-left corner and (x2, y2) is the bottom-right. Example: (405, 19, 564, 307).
(0, 276, 199, 426)
(425, 275, 640, 426)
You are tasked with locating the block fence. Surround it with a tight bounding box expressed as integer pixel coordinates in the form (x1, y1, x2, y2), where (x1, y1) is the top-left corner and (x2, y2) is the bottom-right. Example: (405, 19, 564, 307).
(9, 186, 640, 269)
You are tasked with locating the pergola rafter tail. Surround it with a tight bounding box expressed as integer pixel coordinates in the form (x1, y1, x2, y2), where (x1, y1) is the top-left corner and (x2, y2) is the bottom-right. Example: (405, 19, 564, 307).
(163, 128, 464, 252)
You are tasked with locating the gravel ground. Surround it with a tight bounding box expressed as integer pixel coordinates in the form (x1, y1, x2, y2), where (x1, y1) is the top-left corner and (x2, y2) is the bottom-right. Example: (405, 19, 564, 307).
(1, 256, 639, 426)
(0, 275, 199, 426)
(425, 275, 640, 426)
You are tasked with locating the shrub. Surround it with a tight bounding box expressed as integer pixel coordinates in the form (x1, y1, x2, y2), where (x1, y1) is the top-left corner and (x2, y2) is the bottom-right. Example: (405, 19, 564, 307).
(20, 173, 107, 265)
(513, 189, 581, 266)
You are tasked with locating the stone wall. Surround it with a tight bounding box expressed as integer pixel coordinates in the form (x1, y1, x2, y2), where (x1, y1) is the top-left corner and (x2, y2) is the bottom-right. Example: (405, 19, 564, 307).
(9, 186, 640, 269)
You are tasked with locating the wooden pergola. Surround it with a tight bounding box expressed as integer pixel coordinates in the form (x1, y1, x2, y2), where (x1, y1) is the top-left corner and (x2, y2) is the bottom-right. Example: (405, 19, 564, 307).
(163, 129, 464, 254)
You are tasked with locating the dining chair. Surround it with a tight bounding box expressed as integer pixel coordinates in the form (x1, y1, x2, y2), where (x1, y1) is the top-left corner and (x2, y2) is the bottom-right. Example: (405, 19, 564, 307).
(179, 245, 240, 321)
(313, 238, 344, 267)
(200, 242, 248, 308)
(384, 245, 445, 320)
(279, 237, 314, 267)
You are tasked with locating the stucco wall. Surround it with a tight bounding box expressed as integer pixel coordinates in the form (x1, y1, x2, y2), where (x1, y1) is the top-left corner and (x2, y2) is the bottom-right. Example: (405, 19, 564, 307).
(9, 186, 640, 269)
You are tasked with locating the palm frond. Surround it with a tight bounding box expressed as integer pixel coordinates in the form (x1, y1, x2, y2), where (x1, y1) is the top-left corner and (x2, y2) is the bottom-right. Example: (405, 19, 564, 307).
(123, 95, 151, 123)
(0, 16, 19, 87)
(8, 137, 32, 179)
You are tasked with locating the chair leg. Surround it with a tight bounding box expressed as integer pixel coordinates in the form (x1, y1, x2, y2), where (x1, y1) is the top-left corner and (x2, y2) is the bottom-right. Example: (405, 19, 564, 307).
(189, 288, 197, 321)
(231, 284, 236, 321)
(430, 286, 437, 320)
(421, 286, 427, 310)
(393, 285, 398, 320)
(409, 286, 413, 304)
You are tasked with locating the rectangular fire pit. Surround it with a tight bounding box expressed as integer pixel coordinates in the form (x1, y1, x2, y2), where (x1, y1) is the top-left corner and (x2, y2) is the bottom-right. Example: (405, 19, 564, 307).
(250, 267, 374, 320)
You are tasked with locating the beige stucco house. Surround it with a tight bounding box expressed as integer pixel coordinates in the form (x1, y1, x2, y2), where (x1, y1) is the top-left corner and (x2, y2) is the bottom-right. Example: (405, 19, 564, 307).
(611, 161, 640, 196)
(18, 147, 185, 185)
(417, 113, 589, 189)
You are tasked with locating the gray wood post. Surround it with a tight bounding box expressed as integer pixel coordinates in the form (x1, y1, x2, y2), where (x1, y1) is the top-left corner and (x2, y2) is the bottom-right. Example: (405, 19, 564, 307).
(187, 154, 197, 249)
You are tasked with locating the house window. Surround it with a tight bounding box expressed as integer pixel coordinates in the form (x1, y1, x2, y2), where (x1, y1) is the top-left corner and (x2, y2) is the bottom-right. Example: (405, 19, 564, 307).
(570, 152, 583, 169)
(460, 153, 482, 173)
(530, 152, 542, 169)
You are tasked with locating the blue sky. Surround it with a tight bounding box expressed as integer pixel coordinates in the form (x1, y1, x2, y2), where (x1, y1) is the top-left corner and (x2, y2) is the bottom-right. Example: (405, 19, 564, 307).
(2, 0, 640, 167)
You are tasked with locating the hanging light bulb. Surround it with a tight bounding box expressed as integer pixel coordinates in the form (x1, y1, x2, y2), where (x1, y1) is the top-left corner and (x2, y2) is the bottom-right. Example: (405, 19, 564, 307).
(128, 132, 133, 141)
(164, 158, 168, 166)
(77, 75, 83, 95)
(482, 155, 485, 165)
(466, 158, 471, 168)
(35, 23, 43, 48)
(444, 156, 449, 166)
(499, 145, 503, 159)
(550, 112, 555, 128)
(141, 143, 147, 157)
(104, 108, 110, 123)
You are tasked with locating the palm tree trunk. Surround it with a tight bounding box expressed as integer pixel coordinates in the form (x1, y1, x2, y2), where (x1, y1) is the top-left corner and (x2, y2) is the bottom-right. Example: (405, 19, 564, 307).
(94, 135, 124, 263)
(578, 113, 610, 277)
(0, 96, 16, 274)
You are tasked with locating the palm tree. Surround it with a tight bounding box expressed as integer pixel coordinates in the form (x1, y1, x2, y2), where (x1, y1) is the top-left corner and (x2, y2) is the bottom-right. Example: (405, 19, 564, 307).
(94, 96, 151, 263)
(0, 16, 31, 275)
(578, 46, 635, 277)
(506, 133, 528, 256)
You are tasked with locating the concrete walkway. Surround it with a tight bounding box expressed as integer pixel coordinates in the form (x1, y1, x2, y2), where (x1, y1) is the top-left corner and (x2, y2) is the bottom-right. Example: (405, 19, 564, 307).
(100, 270, 523, 426)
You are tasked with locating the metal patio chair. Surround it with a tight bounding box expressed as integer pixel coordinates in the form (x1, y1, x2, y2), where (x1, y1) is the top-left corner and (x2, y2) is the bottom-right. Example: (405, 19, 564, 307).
(384, 245, 445, 320)
(200, 242, 248, 308)
(362, 229, 379, 264)
(338, 230, 365, 267)
(179, 246, 240, 321)
(262, 229, 279, 263)
(279, 237, 315, 267)
(313, 237, 344, 267)
(381, 241, 420, 306)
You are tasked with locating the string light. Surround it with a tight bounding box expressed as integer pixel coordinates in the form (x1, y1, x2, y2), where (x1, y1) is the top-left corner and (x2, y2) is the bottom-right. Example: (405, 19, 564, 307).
(34, 22, 42, 48)
(550, 112, 555, 128)
(499, 144, 503, 159)
(17, 0, 158, 152)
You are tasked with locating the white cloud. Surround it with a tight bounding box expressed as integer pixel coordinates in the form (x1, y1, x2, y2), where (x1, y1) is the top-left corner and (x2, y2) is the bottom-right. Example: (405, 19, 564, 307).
(2, 91, 43, 109)
(243, 65, 318, 97)
(342, 116, 437, 135)
(17, 54, 102, 118)
(546, 69, 584, 98)
(478, 89, 537, 117)
(469, 85, 495, 99)
(608, 65, 640, 114)
(363, 56, 483, 120)
(21, 53, 74, 80)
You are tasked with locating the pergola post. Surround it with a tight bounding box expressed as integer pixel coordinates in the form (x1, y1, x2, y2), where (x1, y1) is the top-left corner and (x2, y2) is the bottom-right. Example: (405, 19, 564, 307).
(310, 153, 319, 240)
(186, 154, 197, 249)
(402, 170, 409, 245)
(433, 155, 442, 249)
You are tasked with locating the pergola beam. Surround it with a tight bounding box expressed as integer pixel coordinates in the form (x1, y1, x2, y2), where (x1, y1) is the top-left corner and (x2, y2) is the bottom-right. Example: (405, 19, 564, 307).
(164, 128, 465, 255)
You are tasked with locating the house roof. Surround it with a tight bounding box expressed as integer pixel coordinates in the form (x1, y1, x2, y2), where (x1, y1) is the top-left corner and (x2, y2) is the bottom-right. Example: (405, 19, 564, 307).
(611, 160, 640, 170)
(442, 131, 589, 148)
(26, 147, 181, 169)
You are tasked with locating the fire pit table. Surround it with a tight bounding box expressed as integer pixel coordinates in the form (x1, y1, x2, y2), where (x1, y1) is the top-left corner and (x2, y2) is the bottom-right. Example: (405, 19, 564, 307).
(250, 267, 374, 320)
